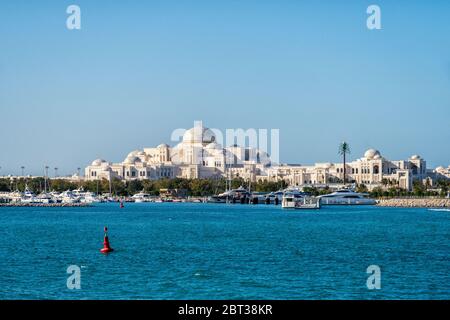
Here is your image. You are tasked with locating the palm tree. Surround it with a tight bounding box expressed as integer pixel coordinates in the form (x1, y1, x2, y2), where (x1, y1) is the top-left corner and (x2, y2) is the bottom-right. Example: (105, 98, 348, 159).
(338, 142, 351, 184)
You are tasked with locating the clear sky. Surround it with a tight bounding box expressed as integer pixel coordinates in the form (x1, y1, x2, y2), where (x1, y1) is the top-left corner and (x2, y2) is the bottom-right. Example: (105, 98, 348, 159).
(1, 0, 449, 176)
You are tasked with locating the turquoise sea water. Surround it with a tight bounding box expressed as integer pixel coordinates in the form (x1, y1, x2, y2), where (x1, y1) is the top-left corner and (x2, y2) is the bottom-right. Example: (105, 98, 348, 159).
(0, 203, 448, 300)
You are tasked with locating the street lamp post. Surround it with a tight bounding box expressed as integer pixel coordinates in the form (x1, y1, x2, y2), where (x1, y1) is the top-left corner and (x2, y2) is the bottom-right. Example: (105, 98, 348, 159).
(54, 167, 58, 178)
(44, 166, 49, 193)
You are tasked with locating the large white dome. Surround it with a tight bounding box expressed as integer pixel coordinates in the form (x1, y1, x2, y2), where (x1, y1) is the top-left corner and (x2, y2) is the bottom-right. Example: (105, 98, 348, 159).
(364, 149, 381, 160)
(182, 126, 216, 144)
(124, 156, 141, 164)
(127, 150, 140, 158)
(410, 154, 421, 160)
(205, 142, 221, 150)
(91, 159, 106, 166)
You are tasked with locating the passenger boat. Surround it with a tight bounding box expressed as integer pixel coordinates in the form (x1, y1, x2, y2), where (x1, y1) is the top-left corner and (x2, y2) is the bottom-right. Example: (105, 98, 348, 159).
(132, 191, 153, 203)
(281, 191, 320, 209)
(206, 195, 226, 203)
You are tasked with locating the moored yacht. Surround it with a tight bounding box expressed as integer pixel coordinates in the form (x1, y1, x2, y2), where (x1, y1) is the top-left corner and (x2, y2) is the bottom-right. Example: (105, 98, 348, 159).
(20, 186, 38, 204)
(218, 186, 250, 199)
(35, 193, 55, 204)
(282, 190, 320, 209)
(60, 190, 81, 204)
(317, 189, 376, 205)
(206, 195, 227, 203)
(132, 191, 153, 203)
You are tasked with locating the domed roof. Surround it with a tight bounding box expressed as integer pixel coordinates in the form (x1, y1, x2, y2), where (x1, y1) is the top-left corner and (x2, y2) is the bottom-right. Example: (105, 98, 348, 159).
(410, 154, 421, 160)
(124, 156, 141, 164)
(91, 159, 106, 166)
(364, 149, 381, 160)
(205, 142, 221, 149)
(157, 143, 169, 149)
(373, 154, 382, 160)
(436, 166, 445, 171)
(127, 150, 140, 158)
(182, 126, 215, 144)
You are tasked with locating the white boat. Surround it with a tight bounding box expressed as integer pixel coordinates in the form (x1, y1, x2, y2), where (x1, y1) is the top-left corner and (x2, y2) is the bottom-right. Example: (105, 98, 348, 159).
(71, 187, 85, 197)
(20, 186, 39, 204)
(317, 189, 376, 205)
(81, 192, 100, 203)
(206, 195, 226, 203)
(8, 190, 23, 203)
(282, 191, 320, 209)
(132, 191, 153, 203)
(71, 187, 100, 203)
(60, 190, 81, 204)
(35, 193, 55, 204)
(218, 186, 250, 199)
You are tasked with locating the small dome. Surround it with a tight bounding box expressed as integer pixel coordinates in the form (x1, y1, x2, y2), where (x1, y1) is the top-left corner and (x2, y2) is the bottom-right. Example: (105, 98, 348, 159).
(157, 143, 169, 149)
(182, 125, 216, 144)
(91, 159, 106, 166)
(436, 166, 445, 171)
(364, 149, 381, 160)
(410, 154, 421, 160)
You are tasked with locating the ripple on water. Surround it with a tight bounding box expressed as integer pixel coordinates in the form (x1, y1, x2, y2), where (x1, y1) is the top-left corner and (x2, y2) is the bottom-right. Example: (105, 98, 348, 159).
(0, 203, 449, 299)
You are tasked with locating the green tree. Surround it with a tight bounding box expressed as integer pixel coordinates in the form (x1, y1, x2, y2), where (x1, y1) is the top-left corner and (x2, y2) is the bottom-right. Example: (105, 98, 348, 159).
(412, 180, 425, 197)
(370, 186, 384, 198)
(338, 142, 351, 184)
(126, 180, 143, 195)
(356, 184, 368, 193)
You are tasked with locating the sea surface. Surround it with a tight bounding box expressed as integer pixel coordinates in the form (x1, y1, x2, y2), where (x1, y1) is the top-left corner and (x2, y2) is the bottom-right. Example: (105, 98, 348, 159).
(0, 203, 448, 299)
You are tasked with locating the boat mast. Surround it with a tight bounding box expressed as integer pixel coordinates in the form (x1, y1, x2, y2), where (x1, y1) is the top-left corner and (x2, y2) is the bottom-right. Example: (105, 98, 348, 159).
(44, 166, 49, 194)
(108, 169, 112, 196)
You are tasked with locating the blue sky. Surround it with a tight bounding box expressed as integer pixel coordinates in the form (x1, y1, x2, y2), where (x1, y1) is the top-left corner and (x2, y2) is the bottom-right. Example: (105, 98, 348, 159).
(0, 0, 449, 176)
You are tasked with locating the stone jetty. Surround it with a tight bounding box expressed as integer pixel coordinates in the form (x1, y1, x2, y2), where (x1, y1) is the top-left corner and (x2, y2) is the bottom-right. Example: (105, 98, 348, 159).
(0, 203, 92, 208)
(376, 198, 450, 208)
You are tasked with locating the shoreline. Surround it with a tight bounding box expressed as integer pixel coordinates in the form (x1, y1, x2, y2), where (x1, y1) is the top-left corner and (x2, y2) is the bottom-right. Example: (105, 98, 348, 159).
(0, 203, 92, 208)
(376, 198, 450, 208)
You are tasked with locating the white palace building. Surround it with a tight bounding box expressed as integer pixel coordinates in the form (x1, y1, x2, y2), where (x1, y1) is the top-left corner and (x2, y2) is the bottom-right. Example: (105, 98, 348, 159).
(85, 123, 447, 191)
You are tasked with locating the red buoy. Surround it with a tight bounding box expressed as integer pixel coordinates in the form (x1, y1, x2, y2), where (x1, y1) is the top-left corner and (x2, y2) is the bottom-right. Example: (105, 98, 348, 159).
(100, 226, 114, 254)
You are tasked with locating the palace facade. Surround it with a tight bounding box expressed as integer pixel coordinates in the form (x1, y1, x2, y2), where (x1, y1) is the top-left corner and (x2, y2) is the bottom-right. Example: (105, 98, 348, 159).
(85, 124, 446, 191)
(85, 124, 270, 183)
(264, 149, 427, 191)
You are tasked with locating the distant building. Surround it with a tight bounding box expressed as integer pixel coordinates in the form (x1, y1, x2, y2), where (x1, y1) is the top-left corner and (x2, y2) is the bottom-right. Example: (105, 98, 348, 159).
(85, 123, 270, 183)
(266, 149, 428, 191)
(85, 124, 447, 191)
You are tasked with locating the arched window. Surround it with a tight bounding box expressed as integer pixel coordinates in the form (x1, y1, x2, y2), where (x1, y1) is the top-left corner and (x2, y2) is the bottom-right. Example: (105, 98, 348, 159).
(373, 165, 379, 174)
